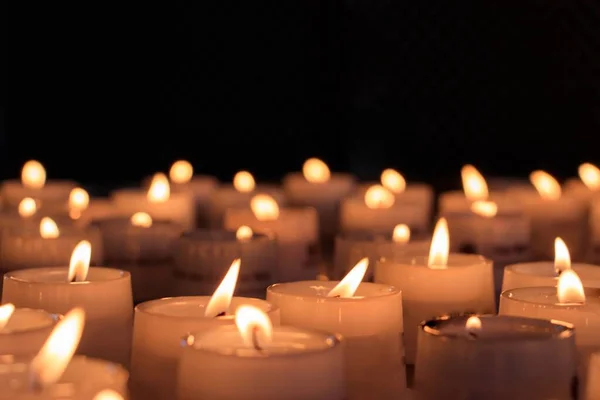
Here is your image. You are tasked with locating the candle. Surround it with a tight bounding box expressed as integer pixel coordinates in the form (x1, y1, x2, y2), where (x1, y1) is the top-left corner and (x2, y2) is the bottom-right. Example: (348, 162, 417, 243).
(374, 218, 496, 365)
(588, 197, 600, 264)
(2, 241, 133, 367)
(171, 228, 277, 297)
(111, 172, 196, 231)
(177, 305, 345, 400)
(413, 315, 577, 400)
(586, 352, 600, 400)
(564, 163, 600, 204)
(224, 194, 319, 282)
(267, 259, 407, 400)
(332, 224, 430, 280)
(76, 198, 122, 228)
(98, 213, 184, 303)
(208, 171, 286, 228)
(283, 158, 355, 249)
(0, 304, 58, 356)
(94, 390, 125, 400)
(0, 160, 75, 209)
(131, 259, 280, 399)
(0, 198, 39, 238)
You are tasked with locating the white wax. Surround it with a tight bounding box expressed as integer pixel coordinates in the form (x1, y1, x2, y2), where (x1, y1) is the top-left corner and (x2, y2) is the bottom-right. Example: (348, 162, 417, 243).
(0, 309, 57, 356)
(0, 180, 76, 209)
(588, 198, 600, 264)
(586, 352, 600, 400)
(2, 267, 133, 367)
(178, 325, 346, 400)
(267, 281, 407, 400)
(564, 178, 599, 205)
(374, 254, 496, 364)
(131, 296, 279, 400)
(439, 190, 521, 215)
(414, 315, 577, 400)
(75, 198, 122, 227)
(502, 262, 600, 292)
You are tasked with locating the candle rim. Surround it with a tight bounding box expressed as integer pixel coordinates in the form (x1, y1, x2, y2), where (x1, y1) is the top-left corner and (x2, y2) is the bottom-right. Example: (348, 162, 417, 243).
(336, 230, 431, 245)
(178, 229, 273, 243)
(135, 296, 277, 319)
(214, 183, 282, 195)
(4, 267, 130, 284)
(284, 171, 355, 182)
(506, 261, 600, 278)
(267, 281, 400, 302)
(500, 286, 600, 308)
(3, 223, 100, 238)
(379, 253, 491, 269)
(0, 309, 60, 335)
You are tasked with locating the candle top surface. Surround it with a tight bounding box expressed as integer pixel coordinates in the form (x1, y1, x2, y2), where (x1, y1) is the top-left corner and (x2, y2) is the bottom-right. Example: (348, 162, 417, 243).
(393, 253, 490, 268)
(97, 216, 180, 229)
(0, 309, 57, 334)
(4, 267, 128, 284)
(337, 230, 431, 244)
(268, 281, 398, 301)
(179, 229, 272, 243)
(507, 262, 600, 280)
(502, 287, 600, 309)
(4, 222, 96, 238)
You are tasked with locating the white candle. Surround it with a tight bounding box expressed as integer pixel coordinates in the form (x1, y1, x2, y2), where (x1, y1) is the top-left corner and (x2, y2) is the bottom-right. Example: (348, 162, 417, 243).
(587, 197, 600, 264)
(564, 163, 600, 204)
(586, 352, 600, 400)
(413, 315, 577, 400)
(177, 305, 345, 400)
(0, 305, 58, 356)
(75, 198, 122, 228)
(374, 218, 496, 364)
(224, 194, 319, 281)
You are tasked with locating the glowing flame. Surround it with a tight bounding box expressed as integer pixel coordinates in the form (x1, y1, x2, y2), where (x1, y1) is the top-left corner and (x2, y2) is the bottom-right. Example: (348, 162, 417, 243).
(554, 237, 571, 274)
(471, 200, 497, 218)
(578, 163, 600, 191)
(364, 185, 395, 209)
(302, 158, 331, 184)
(67, 240, 91, 283)
(236, 225, 253, 241)
(94, 390, 124, 400)
(170, 160, 194, 184)
(18, 198, 37, 218)
(235, 305, 273, 350)
(327, 258, 368, 298)
(204, 259, 241, 317)
(131, 212, 153, 228)
(428, 218, 449, 269)
(465, 316, 482, 334)
(233, 171, 255, 193)
(461, 165, 488, 201)
(40, 217, 59, 239)
(380, 169, 406, 193)
(0, 303, 15, 331)
(392, 224, 410, 244)
(29, 308, 85, 388)
(69, 188, 89, 212)
(530, 170, 561, 200)
(250, 194, 280, 221)
(21, 160, 46, 190)
(557, 269, 585, 304)
(147, 173, 170, 203)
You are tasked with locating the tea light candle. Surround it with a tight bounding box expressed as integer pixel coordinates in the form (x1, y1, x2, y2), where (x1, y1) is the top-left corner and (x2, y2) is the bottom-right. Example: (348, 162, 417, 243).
(587, 197, 600, 264)
(267, 260, 407, 400)
(414, 315, 577, 400)
(111, 172, 196, 231)
(0, 160, 76, 209)
(75, 198, 122, 228)
(0, 197, 40, 237)
(224, 194, 319, 282)
(374, 218, 496, 365)
(177, 305, 345, 400)
(0, 304, 58, 356)
(208, 171, 286, 228)
(586, 352, 600, 400)
(564, 163, 600, 205)
(2, 242, 133, 367)
(98, 213, 184, 303)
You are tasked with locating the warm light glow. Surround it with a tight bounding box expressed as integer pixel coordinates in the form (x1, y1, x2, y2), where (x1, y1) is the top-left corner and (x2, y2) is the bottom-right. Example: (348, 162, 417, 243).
(327, 258, 369, 298)
(461, 165, 488, 201)
(471, 200, 497, 218)
(302, 158, 331, 184)
(21, 160, 46, 189)
(233, 171, 255, 193)
(204, 259, 241, 317)
(557, 269, 585, 304)
(578, 163, 600, 191)
(236, 225, 253, 241)
(250, 194, 280, 221)
(94, 390, 124, 400)
(147, 173, 170, 203)
(67, 240, 91, 282)
(392, 224, 410, 244)
(465, 316, 482, 333)
(170, 160, 194, 184)
(554, 237, 571, 274)
(40, 217, 60, 239)
(18, 197, 37, 218)
(69, 188, 89, 211)
(364, 185, 395, 209)
(0, 303, 15, 331)
(131, 212, 153, 228)
(530, 170, 561, 200)
(428, 218, 449, 269)
(29, 308, 85, 389)
(235, 305, 273, 350)
(380, 169, 406, 193)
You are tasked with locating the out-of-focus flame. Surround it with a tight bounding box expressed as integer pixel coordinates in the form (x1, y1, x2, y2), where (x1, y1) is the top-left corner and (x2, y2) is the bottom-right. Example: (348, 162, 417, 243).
(93, 390, 124, 400)
(554, 237, 571, 274)
(18, 198, 37, 218)
(465, 316, 482, 334)
(302, 158, 331, 184)
(40, 217, 59, 239)
(131, 212, 153, 228)
(250, 194, 280, 221)
(327, 258, 368, 298)
(364, 185, 395, 209)
(204, 259, 241, 317)
(21, 160, 46, 190)
(233, 171, 255, 193)
(147, 173, 170, 203)
(235, 305, 273, 350)
(68, 188, 89, 221)
(471, 200, 497, 218)
(578, 163, 600, 191)
(170, 160, 194, 184)
(461, 165, 488, 201)
(236, 225, 253, 241)
(392, 224, 410, 244)
(67, 240, 91, 282)
(557, 269, 585, 304)
(428, 218, 449, 269)
(530, 170, 561, 200)
(0, 303, 15, 331)
(380, 169, 406, 194)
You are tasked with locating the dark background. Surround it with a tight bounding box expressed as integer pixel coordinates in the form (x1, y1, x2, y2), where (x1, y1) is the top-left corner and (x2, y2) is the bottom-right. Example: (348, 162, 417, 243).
(4, 1, 600, 190)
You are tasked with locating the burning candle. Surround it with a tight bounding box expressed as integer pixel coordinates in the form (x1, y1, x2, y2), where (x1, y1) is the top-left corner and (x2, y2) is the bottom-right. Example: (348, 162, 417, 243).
(374, 218, 496, 365)
(94, 390, 125, 400)
(224, 194, 319, 282)
(2, 241, 133, 367)
(587, 197, 600, 264)
(0, 303, 58, 356)
(177, 305, 345, 400)
(413, 315, 577, 400)
(586, 352, 600, 400)
(0, 198, 39, 240)
(267, 259, 407, 400)
(131, 259, 280, 400)
(564, 163, 600, 204)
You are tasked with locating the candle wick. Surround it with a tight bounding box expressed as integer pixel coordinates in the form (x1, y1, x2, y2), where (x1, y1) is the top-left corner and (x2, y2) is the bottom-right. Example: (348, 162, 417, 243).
(252, 327, 263, 351)
(215, 311, 226, 318)
(467, 331, 478, 339)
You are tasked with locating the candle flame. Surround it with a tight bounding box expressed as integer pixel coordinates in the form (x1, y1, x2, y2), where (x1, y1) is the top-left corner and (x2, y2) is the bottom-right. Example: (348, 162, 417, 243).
(236, 225, 253, 241)
(303, 158, 331, 183)
(170, 160, 194, 184)
(94, 390, 124, 400)
(21, 160, 46, 190)
(147, 173, 170, 203)
(327, 258, 368, 298)
(392, 224, 410, 244)
(69, 188, 89, 212)
(530, 170, 561, 200)
(131, 212, 153, 228)
(233, 171, 255, 193)
(380, 168, 406, 194)
(0, 303, 15, 330)
(250, 194, 280, 221)
(29, 307, 85, 389)
(557, 269, 585, 304)
(68, 240, 91, 282)
(471, 200, 497, 218)
(461, 165, 488, 201)
(18, 197, 37, 218)
(364, 184, 395, 209)
(235, 305, 273, 350)
(465, 316, 482, 333)
(40, 217, 60, 239)
(554, 237, 571, 274)
(428, 218, 449, 269)
(204, 259, 241, 317)
(578, 163, 600, 191)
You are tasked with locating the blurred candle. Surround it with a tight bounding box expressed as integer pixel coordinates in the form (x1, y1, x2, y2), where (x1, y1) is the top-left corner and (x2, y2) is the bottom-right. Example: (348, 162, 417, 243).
(586, 352, 600, 400)
(0, 304, 58, 356)
(564, 163, 600, 204)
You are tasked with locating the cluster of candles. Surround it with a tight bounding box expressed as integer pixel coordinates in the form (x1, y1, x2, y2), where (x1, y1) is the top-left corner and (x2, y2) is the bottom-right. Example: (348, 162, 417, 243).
(0, 158, 599, 399)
